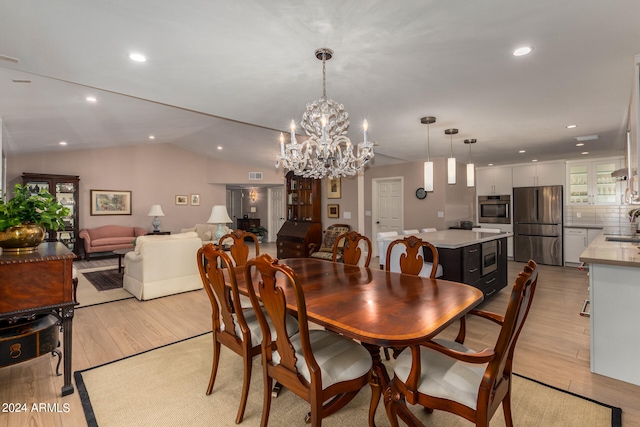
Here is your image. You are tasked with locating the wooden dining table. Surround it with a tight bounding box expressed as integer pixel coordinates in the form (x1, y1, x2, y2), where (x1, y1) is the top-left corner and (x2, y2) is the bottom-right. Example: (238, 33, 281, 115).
(235, 257, 484, 427)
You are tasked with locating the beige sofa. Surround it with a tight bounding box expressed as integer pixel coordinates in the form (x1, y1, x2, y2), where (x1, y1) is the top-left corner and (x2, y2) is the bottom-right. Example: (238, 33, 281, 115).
(79, 225, 147, 260)
(180, 223, 232, 244)
(123, 232, 203, 300)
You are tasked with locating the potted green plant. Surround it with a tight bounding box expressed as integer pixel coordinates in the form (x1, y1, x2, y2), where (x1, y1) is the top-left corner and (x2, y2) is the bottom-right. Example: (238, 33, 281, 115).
(0, 184, 70, 253)
(247, 225, 268, 243)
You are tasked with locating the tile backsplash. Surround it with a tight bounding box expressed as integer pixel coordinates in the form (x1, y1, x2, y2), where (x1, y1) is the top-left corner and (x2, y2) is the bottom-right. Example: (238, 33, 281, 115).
(565, 205, 639, 235)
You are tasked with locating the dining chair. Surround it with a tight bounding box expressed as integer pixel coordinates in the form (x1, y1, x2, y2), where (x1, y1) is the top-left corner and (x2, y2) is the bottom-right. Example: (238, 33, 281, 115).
(402, 229, 420, 235)
(309, 224, 351, 261)
(421, 228, 437, 233)
(376, 230, 399, 269)
(383, 235, 442, 360)
(219, 229, 260, 267)
(197, 244, 298, 424)
(332, 231, 372, 267)
(384, 260, 539, 427)
(244, 254, 374, 427)
(385, 235, 441, 278)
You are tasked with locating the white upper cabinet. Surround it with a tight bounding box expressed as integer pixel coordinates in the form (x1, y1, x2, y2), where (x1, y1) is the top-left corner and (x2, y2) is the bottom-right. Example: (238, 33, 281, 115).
(476, 166, 513, 195)
(512, 161, 565, 187)
(566, 157, 623, 205)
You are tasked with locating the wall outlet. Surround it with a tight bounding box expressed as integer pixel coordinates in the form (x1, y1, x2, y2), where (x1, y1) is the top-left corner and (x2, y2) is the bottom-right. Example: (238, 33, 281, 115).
(365, 210, 372, 216)
(343, 211, 351, 219)
(577, 212, 582, 218)
(437, 211, 444, 218)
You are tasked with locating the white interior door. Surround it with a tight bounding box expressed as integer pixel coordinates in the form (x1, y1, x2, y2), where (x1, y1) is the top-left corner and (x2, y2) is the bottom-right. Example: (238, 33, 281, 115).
(372, 177, 403, 257)
(268, 186, 285, 243)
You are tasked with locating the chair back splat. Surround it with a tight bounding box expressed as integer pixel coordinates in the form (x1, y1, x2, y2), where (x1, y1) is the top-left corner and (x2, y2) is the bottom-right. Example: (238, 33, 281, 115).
(219, 229, 260, 267)
(385, 235, 439, 278)
(245, 254, 373, 426)
(384, 260, 539, 427)
(333, 231, 372, 267)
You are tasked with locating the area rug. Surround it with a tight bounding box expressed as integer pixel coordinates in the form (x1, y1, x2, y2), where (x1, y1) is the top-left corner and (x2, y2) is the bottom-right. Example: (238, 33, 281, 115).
(75, 333, 622, 427)
(83, 268, 123, 291)
(75, 267, 134, 308)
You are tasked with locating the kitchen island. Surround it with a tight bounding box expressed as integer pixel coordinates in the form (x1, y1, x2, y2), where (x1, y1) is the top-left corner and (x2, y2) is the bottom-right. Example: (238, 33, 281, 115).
(580, 232, 640, 386)
(380, 229, 512, 297)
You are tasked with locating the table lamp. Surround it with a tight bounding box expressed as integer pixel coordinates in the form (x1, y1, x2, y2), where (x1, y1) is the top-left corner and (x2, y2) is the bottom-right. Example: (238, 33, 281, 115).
(207, 205, 232, 242)
(147, 204, 165, 232)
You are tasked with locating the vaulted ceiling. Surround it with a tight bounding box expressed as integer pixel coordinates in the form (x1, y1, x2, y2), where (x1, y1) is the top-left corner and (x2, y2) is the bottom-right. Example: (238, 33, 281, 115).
(1, 1, 639, 172)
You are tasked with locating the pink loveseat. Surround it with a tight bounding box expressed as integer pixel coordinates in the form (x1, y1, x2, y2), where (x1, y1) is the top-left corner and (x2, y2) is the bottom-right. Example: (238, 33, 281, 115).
(79, 225, 147, 260)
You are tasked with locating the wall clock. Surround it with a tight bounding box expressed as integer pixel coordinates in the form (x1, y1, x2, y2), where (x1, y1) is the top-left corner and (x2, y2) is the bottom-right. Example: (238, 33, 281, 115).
(415, 187, 427, 200)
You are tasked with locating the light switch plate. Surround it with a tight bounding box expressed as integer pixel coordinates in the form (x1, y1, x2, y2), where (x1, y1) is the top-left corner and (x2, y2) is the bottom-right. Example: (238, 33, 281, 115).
(437, 211, 444, 218)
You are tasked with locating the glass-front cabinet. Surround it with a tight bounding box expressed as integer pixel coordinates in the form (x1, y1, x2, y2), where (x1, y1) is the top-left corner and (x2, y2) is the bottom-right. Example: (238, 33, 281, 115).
(22, 173, 80, 255)
(566, 158, 622, 205)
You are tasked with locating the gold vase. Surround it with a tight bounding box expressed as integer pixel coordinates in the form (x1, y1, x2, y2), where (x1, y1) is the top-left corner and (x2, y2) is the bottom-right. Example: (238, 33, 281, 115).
(0, 224, 46, 253)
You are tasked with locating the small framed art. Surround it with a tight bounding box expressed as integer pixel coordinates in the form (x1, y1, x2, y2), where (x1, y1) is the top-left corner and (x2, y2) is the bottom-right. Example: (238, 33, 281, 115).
(327, 204, 339, 218)
(175, 195, 188, 205)
(190, 194, 200, 206)
(90, 190, 132, 215)
(327, 177, 341, 199)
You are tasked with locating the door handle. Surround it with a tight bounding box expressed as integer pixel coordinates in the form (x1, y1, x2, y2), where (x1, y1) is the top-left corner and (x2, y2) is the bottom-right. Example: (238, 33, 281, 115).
(376, 221, 380, 224)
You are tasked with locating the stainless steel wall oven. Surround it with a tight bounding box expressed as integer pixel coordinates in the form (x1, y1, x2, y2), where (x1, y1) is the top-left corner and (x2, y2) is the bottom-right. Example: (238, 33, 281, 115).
(478, 195, 511, 224)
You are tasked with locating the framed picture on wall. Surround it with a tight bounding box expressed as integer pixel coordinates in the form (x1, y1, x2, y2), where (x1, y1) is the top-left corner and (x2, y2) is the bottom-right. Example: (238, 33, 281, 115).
(175, 195, 188, 205)
(190, 194, 200, 206)
(328, 204, 339, 218)
(327, 177, 341, 199)
(90, 190, 132, 215)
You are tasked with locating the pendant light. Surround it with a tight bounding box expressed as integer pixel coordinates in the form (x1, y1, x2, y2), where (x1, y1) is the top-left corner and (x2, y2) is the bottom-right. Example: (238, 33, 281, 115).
(464, 139, 476, 187)
(445, 128, 459, 184)
(421, 116, 436, 192)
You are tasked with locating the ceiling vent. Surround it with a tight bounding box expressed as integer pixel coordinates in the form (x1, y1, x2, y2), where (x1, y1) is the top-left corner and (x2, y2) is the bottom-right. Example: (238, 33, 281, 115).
(249, 172, 263, 180)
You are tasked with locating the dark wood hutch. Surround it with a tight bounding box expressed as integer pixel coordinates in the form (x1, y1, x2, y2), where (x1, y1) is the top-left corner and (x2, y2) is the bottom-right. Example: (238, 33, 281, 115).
(276, 171, 322, 258)
(22, 173, 80, 256)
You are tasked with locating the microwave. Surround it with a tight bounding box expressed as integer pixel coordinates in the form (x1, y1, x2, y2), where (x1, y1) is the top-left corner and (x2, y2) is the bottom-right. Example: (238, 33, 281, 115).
(478, 195, 511, 224)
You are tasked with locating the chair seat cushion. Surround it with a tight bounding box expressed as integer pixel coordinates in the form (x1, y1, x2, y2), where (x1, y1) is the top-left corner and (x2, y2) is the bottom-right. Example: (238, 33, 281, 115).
(309, 251, 342, 261)
(274, 329, 372, 389)
(393, 339, 487, 410)
(230, 308, 298, 347)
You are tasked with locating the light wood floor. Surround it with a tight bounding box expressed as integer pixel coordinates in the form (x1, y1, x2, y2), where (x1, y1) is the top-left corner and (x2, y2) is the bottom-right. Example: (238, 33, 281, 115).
(2, 249, 639, 426)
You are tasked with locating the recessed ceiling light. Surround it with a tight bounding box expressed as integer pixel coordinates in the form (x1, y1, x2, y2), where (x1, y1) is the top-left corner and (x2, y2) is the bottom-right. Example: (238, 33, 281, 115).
(128, 53, 147, 62)
(576, 143, 584, 147)
(148, 135, 155, 140)
(513, 46, 533, 56)
(217, 146, 223, 150)
(566, 124, 577, 129)
(86, 96, 97, 102)
(488, 163, 494, 166)
(59, 141, 67, 146)
(518, 150, 526, 153)
(532, 159, 538, 162)
(581, 151, 589, 155)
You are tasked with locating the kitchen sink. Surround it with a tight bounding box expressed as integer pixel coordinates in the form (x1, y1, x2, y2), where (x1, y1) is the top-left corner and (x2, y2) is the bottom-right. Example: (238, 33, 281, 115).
(605, 236, 640, 244)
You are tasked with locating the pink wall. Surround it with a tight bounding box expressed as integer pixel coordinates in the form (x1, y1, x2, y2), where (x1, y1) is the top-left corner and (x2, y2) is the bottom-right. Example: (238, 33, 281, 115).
(6, 143, 280, 233)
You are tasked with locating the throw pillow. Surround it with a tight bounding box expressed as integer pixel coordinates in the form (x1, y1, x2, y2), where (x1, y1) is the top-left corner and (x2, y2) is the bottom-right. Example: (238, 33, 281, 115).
(203, 230, 212, 241)
(319, 228, 346, 252)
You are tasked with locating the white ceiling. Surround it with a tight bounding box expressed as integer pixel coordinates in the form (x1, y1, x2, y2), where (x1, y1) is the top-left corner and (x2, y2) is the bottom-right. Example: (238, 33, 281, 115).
(1, 0, 640, 173)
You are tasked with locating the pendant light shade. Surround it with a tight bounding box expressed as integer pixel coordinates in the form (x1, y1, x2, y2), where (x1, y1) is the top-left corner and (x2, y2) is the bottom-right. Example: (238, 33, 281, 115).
(421, 116, 436, 192)
(445, 128, 459, 184)
(465, 138, 477, 187)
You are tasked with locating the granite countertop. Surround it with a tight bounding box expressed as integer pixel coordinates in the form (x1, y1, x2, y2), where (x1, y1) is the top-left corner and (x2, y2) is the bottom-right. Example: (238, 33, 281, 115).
(381, 229, 512, 249)
(579, 232, 640, 268)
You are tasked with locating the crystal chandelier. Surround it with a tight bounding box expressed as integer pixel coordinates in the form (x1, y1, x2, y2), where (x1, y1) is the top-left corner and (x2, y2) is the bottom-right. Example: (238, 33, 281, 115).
(276, 48, 374, 179)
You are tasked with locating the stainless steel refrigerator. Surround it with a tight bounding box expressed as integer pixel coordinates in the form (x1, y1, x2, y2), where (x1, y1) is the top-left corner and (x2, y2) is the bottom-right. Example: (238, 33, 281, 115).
(513, 185, 563, 266)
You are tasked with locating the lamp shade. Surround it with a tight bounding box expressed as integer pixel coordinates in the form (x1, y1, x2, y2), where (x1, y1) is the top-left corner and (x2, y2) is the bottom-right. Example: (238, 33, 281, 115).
(207, 205, 232, 224)
(423, 161, 434, 192)
(447, 157, 457, 184)
(147, 204, 165, 217)
(467, 162, 475, 187)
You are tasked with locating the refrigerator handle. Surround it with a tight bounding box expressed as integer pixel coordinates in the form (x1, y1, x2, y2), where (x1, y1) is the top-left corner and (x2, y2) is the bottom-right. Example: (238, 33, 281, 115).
(533, 188, 538, 222)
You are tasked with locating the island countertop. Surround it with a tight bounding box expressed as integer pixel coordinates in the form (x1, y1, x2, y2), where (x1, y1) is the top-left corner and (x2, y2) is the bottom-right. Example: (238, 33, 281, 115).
(579, 232, 640, 268)
(380, 229, 511, 249)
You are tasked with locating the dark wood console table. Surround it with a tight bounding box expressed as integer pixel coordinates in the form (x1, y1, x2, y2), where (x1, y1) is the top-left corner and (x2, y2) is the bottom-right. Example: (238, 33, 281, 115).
(0, 242, 77, 396)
